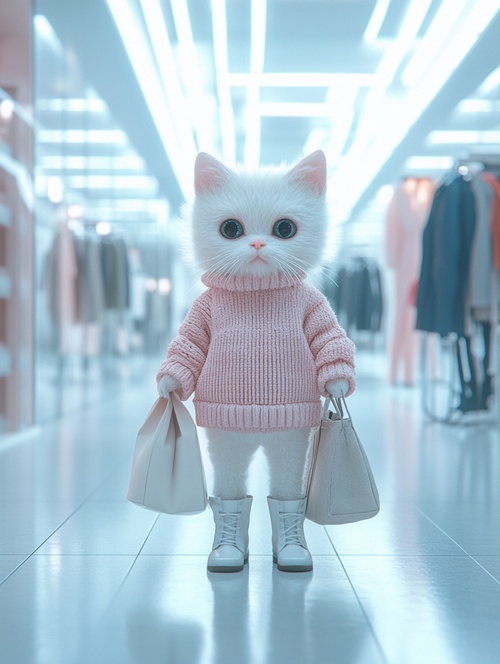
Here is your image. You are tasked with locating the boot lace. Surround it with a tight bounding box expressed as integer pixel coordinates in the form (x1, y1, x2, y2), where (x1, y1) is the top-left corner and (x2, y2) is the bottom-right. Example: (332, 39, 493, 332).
(281, 512, 304, 547)
(218, 511, 241, 547)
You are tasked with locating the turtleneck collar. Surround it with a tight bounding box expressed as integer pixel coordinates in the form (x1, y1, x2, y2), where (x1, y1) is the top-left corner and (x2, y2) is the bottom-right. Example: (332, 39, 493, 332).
(201, 271, 306, 292)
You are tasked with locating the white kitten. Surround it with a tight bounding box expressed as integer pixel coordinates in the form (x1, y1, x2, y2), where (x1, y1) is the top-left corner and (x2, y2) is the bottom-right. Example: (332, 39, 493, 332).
(158, 150, 354, 574)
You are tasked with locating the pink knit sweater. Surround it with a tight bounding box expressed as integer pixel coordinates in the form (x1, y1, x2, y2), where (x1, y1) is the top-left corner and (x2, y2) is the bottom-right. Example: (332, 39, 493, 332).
(157, 272, 356, 433)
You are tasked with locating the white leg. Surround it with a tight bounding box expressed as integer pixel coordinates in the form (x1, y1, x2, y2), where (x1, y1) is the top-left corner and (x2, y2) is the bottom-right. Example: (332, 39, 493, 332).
(205, 429, 261, 499)
(262, 428, 313, 500)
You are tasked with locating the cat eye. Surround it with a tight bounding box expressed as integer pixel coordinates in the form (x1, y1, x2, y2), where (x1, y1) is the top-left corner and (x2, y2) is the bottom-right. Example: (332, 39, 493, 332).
(220, 219, 244, 239)
(272, 218, 297, 239)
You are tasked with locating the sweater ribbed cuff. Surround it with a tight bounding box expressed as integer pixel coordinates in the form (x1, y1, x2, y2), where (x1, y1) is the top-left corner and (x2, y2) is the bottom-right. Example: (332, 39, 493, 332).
(156, 361, 195, 401)
(318, 362, 356, 398)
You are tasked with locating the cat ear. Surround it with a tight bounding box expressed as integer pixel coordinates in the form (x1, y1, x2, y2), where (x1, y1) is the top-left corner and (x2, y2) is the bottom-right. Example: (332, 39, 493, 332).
(287, 150, 327, 195)
(194, 152, 231, 195)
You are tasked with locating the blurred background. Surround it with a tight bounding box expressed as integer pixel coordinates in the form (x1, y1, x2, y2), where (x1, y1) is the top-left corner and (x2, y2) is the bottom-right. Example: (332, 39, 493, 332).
(1, 0, 499, 434)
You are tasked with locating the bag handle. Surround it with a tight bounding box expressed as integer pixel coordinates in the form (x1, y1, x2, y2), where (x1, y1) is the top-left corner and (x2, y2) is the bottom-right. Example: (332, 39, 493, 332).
(323, 395, 351, 421)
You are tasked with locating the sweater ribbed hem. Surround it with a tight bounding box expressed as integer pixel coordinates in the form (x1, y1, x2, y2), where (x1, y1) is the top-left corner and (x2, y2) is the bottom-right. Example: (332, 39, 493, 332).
(193, 400, 322, 433)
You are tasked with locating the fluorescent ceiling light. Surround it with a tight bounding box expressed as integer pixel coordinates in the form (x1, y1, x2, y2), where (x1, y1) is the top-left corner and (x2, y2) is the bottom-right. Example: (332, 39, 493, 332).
(139, 0, 197, 157)
(68, 175, 158, 191)
(402, 0, 468, 87)
(404, 156, 455, 170)
(38, 156, 146, 170)
(427, 130, 500, 144)
(106, 0, 192, 198)
(259, 102, 334, 117)
(34, 14, 64, 55)
(457, 99, 500, 112)
(92, 199, 165, 212)
(211, 0, 236, 163)
(245, 0, 267, 167)
(171, 0, 216, 153)
(363, 0, 391, 43)
(37, 129, 127, 144)
(229, 73, 375, 87)
(478, 66, 500, 95)
(349, 0, 433, 153)
(323, 87, 358, 165)
(36, 98, 108, 112)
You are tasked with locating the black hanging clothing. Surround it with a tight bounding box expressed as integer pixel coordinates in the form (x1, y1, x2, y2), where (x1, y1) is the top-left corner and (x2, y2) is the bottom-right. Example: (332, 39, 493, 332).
(101, 237, 130, 310)
(352, 259, 383, 332)
(322, 259, 383, 334)
(416, 175, 476, 337)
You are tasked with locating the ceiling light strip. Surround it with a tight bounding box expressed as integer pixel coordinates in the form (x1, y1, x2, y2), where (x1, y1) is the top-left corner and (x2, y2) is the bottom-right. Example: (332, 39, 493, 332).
(323, 87, 358, 165)
(246, 0, 267, 166)
(259, 102, 334, 117)
(37, 129, 127, 143)
(139, 0, 197, 159)
(36, 98, 108, 113)
(38, 156, 146, 171)
(458, 99, 500, 113)
(211, 0, 236, 163)
(106, 0, 192, 198)
(354, 0, 434, 150)
(229, 72, 375, 87)
(401, 0, 469, 86)
(363, 0, 391, 43)
(427, 130, 500, 144)
(68, 175, 158, 190)
(170, 0, 215, 153)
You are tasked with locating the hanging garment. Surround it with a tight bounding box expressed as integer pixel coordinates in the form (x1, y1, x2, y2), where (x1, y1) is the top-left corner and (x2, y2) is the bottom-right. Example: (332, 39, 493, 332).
(467, 176, 495, 327)
(481, 173, 500, 270)
(75, 235, 105, 324)
(352, 258, 383, 332)
(324, 260, 383, 335)
(416, 175, 476, 337)
(44, 223, 80, 353)
(101, 236, 130, 310)
(386, 178, 434, 384)
(456, 322, 493, 413)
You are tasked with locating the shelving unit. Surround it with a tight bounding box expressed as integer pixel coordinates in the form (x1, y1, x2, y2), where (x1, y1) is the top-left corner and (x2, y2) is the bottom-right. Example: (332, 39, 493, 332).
(0, 87, 34, 434)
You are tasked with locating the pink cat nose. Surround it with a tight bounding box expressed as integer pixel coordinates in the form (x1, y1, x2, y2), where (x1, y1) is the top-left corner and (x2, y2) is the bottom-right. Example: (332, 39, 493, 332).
(250, 240, 266, 250)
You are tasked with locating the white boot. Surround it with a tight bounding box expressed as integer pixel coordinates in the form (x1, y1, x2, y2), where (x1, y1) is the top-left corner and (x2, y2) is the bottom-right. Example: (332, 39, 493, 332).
(267, 496, 313, 572)
(208, 496, 253, 573)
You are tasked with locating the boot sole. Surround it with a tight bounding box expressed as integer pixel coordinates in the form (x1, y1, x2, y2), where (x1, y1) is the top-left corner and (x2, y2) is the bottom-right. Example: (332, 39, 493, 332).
(207, 564, 245, 573)
(273, 555, 313, 573)
(207, 555, 249, 573)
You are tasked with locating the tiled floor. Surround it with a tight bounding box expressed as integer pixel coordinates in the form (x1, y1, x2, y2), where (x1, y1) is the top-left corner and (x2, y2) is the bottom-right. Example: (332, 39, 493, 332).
(1, 352, 499, 664)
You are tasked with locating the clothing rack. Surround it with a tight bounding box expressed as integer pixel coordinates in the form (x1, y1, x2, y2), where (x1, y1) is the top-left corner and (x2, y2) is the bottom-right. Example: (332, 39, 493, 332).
(417, 158, 500, 424)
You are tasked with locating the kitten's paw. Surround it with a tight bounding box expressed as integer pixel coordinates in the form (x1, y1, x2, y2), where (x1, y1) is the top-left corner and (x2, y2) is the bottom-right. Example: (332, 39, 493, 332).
(326, 379, 349, 399)
(158, 375, 181, 397)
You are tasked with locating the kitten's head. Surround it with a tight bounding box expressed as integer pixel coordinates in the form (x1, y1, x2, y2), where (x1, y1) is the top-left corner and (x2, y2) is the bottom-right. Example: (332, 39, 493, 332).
(188, 150, 328, 279)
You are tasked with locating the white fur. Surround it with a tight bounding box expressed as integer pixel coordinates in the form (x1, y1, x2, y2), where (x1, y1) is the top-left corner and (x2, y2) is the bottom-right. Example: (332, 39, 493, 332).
(206, 428, 312, 500)
(185, 153, 328, 279)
